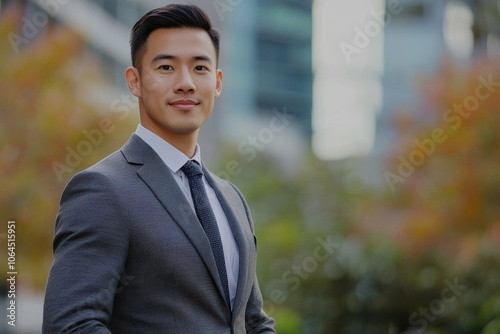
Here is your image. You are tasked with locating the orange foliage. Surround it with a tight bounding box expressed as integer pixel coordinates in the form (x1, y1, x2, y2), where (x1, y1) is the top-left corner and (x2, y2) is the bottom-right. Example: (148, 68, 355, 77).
(0, 8, 137, 290)
(365, 56, 500, 271)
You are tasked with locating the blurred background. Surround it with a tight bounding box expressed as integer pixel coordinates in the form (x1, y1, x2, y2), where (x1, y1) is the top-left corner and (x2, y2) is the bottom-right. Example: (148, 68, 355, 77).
(1, 0, 499, 333)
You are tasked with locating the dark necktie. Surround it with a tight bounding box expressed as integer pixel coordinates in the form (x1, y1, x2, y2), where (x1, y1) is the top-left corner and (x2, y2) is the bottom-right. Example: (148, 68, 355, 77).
(181, 160, 230, 306)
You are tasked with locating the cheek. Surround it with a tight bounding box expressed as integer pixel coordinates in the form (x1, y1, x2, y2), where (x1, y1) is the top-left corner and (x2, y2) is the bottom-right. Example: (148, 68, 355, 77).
(201, 80, 218, 98)
(140, 71, 165, 92)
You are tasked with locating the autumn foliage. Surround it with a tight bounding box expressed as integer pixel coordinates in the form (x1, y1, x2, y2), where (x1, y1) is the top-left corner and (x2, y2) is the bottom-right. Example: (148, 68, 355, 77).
(0, 8, 137, 289)
(379, 57, 500, 265)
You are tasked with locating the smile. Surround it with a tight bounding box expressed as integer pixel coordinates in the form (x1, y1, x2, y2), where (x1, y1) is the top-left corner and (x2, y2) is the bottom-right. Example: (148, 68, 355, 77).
(169, 100, 199, 110)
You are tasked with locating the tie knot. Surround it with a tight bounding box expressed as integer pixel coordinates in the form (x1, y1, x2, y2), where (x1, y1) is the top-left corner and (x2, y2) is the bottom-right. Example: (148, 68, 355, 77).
(181, 160, 203, 178)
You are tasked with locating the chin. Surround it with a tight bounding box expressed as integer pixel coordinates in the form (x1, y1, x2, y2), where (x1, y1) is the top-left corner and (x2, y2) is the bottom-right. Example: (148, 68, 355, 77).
(171, 123, 202, 134)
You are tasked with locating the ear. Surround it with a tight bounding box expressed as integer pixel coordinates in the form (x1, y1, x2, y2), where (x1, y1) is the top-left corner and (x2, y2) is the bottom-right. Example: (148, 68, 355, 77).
(125, 66, 142, 98)
(214, 69, 223, 98)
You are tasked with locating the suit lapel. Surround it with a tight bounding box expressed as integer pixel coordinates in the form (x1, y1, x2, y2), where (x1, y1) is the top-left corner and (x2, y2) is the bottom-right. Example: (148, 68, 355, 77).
(203, 167, 252, 318)
(120, 135, 226, 303)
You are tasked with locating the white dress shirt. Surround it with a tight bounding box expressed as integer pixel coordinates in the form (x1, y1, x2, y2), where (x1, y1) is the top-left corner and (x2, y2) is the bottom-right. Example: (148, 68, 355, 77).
(135, 124, 239, 309)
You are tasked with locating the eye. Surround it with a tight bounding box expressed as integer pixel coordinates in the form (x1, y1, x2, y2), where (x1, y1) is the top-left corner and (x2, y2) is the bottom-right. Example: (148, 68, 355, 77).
(158, 65, 172, 71)
(194, 65, 208, 71)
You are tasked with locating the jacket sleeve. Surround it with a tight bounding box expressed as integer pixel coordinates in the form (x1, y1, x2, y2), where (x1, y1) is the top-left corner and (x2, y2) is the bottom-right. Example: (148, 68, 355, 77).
(43, 170, 130, 333)
(245, 275, 276, 333)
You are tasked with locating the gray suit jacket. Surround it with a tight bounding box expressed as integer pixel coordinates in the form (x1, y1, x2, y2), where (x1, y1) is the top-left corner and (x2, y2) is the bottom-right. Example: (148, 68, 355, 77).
(43, 134, 275, 333)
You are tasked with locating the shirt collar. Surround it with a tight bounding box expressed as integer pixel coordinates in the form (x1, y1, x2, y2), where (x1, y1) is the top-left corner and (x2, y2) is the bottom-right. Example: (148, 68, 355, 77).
(135, 124, 202, 173)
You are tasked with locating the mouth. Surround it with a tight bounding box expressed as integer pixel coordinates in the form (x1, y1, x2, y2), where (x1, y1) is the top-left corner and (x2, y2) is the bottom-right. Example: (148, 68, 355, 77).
(169, 99, 199, 110)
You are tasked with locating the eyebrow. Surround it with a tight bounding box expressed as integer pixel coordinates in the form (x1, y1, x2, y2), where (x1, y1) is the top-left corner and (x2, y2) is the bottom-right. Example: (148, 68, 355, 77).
(151, 54, 213, 65)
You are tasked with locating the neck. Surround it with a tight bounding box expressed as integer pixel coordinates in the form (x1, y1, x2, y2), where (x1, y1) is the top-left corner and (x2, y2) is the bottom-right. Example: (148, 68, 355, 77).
(171, 134, 198, 159)
(164, 133, 198, 158)
(140, 122, 198, 158)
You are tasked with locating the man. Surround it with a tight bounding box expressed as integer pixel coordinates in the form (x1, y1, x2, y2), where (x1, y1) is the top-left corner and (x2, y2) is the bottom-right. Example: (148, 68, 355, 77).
(43, 4, 275, 333)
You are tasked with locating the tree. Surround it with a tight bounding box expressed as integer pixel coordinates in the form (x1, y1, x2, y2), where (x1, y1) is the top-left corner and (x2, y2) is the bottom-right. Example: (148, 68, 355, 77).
(219, 55, 500, 333)
(353, 56, 500, 333)
(0, 7, 137, 290)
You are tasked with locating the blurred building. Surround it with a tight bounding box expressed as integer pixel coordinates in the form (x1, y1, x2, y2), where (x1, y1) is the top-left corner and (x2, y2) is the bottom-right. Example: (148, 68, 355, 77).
(5, 0, 499, 170)
(254, 0, 313, 139)
(4, 0, 499, 165)
(1, 0, 313, 166)
(375, 0, 447, 156)
(312, 0, 500, 185)
(312, 0, 447, 162)
(312, 0, 385, 162)
(216, 0, 312, 170)
(375, 0, 500, 182)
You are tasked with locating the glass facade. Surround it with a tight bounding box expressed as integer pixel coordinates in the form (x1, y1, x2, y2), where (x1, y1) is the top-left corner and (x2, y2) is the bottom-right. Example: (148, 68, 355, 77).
(255, 0, 313, 140)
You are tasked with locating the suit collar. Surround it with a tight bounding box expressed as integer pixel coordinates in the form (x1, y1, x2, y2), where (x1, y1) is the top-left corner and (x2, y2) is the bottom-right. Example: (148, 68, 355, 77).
(120, 134, 150, 165)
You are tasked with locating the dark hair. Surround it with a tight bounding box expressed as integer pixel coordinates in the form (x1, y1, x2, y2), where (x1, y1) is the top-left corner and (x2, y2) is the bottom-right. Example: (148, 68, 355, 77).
(130, 4, 220, 70)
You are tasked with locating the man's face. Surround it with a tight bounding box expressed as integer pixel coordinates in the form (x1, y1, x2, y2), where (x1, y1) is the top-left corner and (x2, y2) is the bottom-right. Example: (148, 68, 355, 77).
(127, 28, 222, 143)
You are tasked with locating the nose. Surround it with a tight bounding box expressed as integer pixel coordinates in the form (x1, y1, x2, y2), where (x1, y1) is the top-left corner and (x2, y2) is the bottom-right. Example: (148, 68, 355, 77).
(174, 67, 196, 93)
